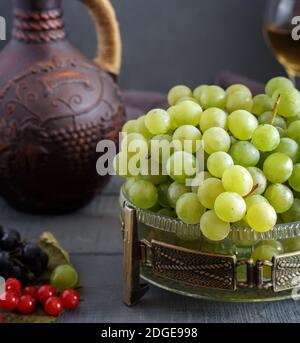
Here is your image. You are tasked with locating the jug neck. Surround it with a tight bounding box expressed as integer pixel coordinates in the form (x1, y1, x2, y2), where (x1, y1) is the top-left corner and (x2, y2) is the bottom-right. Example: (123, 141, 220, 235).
(12, 0, 66, 44)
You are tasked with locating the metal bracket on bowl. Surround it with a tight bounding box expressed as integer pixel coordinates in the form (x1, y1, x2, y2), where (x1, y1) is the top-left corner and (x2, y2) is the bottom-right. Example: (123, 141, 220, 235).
(121, 204, 149, 306)
(138, 239, 300, 293)
(272, 252, 300, 292)
(120, 193, 300, 303)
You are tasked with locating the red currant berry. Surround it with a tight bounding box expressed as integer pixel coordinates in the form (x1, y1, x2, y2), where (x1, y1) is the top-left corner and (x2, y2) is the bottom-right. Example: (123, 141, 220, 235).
(17, 295, 36, 315)
(61, 289, 80, 310)
(23, 286, 38, 299)
(37, 285, 56, 304)
(0, 291, 19, 312)
(44, 296, 63, 317)
(5, 278, 22, 293)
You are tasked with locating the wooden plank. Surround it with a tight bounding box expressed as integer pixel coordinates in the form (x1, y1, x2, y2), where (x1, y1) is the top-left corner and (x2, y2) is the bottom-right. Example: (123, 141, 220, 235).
(0, 194, 123, 254)
(58, 254, 300, 323)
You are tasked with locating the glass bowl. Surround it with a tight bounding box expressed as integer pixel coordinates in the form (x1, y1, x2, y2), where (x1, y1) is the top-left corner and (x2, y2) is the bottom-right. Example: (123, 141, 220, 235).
(119, 187, 300, 303)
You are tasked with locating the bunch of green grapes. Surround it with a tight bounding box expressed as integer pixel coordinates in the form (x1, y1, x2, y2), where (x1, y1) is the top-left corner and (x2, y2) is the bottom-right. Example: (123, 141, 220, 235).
(115, 77, 300, 261)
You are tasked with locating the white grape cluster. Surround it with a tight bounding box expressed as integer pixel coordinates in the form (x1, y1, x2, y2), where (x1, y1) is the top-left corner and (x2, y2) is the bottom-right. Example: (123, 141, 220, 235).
(115, 77, 300, 243)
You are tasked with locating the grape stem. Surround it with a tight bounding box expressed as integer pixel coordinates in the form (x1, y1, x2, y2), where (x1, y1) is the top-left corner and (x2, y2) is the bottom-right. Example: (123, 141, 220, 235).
(244, 184, 259, 198)
(271, 94, 281, 125)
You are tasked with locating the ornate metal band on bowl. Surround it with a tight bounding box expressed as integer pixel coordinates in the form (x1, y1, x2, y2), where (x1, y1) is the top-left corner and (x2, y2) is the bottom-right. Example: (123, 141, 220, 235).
(119, 188, 300, 305)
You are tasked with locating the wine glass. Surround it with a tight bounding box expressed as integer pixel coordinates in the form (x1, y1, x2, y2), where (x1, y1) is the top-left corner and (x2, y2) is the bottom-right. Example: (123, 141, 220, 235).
(264, 0, 300, 87)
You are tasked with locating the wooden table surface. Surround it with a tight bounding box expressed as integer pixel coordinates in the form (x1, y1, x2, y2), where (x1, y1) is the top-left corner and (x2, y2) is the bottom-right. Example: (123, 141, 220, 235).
(2, 176, 300, 323)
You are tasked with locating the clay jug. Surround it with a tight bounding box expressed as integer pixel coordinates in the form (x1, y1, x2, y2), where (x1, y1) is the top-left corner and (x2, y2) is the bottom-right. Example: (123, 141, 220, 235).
(0, 0, 125, 213)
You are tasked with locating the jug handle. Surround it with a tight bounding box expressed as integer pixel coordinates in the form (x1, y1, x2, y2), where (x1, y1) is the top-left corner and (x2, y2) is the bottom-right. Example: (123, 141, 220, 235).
(80, 0, 122, 76)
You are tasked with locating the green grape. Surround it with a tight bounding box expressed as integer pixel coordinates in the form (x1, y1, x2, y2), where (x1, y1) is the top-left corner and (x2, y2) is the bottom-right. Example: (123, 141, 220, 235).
(157, 180, 172, 207)
(200, 239, 235, 254)
(167, 182, 190, 208)
(151, 134, 173, 164)
(199, 85, 226, 109)
(245, 194, 268, 210)
(166, 151, 197, 183)
(226, 92, 253, 113)
(200, 107, 227, 132)
(171, 100, 203, 127)
(214, 192, 246, 222)
(167, 85, 192, 106)
(227, 110, 258, 140)
(193, 85, 208, 101)
(288, 164, 300, 192)
(122, 119, 137, 135)
(272, 87, 300, 118)
(176, 192, 206, 225)
(124, 177, 140, 195)
(200, 210, 230, 241)
(258, 111, 287, 129)
(157, 208, 177, 218)
(246, 202, 277, 232)
(128, 180, 158, 209)
(121, 133, 148, 157)
(287, 120, 300, 145)
(202, 127, 231, 154)
(274, 138, 299, 162)
(145, 109, 171, 135)
(287, 112, 300, 126)
(251, 124, 280, 152)
(230, 136, 237, 145)
(243, 194, 268, 225)
(50, 265, 78, 291)
(276, 126, 286, 138)
(229, 141, 260, 167)
(176, 96, 199, 104)
(282, 237, 300, 253)
(222, 165, 253, 196)
(256, 240, 284, 254)
(135, 115, 154, 140)
(172, 125, 202, 153)
(207, 152, 234, 178)
(166, 106, 179, 130)
(251, 94, 273, 116)
(140, 159, 168, 185)
(226, 84, 252, 97)
(246, 167, 267, 195)
(257, 152, 270, 169)
(263, 153, 293, 183)
(113, 152, 140, 177)
(232, 232, 259, 248)
(251, 245, 278, 278)
(282, 199, 300, 223)
(265, 76, 294, 97)
(264, 184, 294, 213)
(197, 178, 225, 209)
(190, 171, 212, 193)
(148, 201, 161, 212)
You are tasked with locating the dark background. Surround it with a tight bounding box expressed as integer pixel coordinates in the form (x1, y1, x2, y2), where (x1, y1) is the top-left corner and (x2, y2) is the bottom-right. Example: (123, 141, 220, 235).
(0, 0, 284, 92)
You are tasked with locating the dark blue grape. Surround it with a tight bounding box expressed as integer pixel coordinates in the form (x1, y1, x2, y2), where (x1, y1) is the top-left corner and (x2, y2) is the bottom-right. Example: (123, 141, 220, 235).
(21, 243, 49, 276)
(40, 251, 49, 270)
(9, 229, 21, 242)
(10, 264, 27, 284)
(21, 243, 44, 262)
(0, 251, 13, 273)
(28, 261, 43, 277)
(0, 230, 21, 251)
